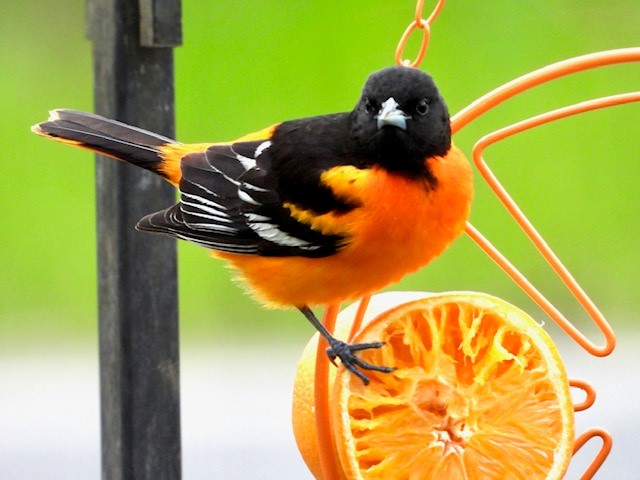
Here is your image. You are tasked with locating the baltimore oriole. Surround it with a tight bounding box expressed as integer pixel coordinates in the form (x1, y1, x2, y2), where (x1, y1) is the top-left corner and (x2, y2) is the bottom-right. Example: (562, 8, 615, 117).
(32, 66, 473, 384)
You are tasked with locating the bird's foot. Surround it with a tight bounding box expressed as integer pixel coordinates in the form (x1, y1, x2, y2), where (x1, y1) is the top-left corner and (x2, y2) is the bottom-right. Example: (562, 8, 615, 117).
(326, 339, 395, 385)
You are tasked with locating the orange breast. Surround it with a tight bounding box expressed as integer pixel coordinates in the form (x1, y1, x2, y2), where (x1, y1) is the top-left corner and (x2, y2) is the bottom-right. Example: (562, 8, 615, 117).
(216, 145, 473, 308)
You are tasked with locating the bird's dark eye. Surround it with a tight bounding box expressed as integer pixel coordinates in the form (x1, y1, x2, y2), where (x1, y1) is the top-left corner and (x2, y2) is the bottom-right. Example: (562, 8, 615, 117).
(416, 98, 429, 115)
(364, 97, 377, 115)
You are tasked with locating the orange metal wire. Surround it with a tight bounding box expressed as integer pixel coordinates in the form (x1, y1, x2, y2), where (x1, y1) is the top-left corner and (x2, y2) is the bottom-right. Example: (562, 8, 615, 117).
(314, 303, 341, 480)
(348, 295, 371, 342)
(466, 93, 640, 356)
(395, 0, 446, 67)
(451, 48, 640, 133)
(573, 428, 613, 480)
(313, 297, 371, 479)
(571, 379, 596, 412)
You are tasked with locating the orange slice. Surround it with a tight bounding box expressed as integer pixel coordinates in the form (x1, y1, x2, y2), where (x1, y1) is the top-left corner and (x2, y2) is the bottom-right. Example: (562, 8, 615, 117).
(292, 292, 574, 479)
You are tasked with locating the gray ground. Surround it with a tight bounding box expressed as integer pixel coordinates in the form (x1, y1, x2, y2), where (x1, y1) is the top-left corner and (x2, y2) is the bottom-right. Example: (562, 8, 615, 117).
(1, 333, 638, 479)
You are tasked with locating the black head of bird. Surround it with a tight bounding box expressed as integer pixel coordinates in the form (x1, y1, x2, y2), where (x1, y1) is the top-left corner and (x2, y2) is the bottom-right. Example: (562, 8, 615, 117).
(351, 66, 451, 179)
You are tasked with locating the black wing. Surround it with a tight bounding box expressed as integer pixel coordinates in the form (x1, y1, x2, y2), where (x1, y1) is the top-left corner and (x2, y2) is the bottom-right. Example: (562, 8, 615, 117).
(136, 138, 346, 258)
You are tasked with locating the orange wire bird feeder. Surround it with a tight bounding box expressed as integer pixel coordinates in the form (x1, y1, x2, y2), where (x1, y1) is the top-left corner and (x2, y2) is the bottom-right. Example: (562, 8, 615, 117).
(294, 1, 637, 479)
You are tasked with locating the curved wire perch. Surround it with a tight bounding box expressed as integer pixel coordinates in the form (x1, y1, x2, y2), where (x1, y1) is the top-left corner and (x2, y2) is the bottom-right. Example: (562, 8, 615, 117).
(467, 93, 640, 356)
(451, 48, 640, 133)
(314, 296, 371, 480)
(348, 296, 371, 342)
(314, 303, 342, 480)
(571, 379, 596, 413)
(573, 428, 614, 480)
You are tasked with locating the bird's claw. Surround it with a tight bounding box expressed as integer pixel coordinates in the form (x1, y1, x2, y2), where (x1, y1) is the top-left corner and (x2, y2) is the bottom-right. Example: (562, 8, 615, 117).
(326, 339, 395, 385)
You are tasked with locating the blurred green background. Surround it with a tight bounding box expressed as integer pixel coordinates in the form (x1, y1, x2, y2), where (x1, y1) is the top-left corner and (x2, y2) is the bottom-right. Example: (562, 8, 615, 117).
(2, 0, 639, 352)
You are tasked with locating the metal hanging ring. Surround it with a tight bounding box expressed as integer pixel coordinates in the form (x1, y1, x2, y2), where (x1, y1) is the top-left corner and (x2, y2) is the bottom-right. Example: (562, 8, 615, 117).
(395, 19, 431, 68)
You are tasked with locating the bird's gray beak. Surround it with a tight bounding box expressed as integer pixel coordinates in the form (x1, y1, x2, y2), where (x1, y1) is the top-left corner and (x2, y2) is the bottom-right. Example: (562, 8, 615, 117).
(376, 97, 410, 131)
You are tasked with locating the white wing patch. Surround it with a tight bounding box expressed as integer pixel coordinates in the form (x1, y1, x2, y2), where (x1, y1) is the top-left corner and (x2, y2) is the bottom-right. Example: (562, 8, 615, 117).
(181, 191, 227, 210)
(255, 140, 271, 158)
(180, 197, 231, 221)
(242, 182, 269, 193)
(236, 154, 256, 170)
(238, 189, 260, 205)
(246, 213, 320, 249)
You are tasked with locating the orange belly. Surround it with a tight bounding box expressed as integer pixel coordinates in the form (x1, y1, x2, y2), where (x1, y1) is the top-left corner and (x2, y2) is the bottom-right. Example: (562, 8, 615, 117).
(215, 145, 473, 308)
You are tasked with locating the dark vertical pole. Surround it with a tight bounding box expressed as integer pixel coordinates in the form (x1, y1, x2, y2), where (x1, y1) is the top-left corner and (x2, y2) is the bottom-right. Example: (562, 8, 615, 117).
(86, 1, 182, 479)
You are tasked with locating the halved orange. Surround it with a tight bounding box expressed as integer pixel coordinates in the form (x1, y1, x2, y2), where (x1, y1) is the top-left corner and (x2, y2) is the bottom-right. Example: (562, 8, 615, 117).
(292, 292, 574, 479)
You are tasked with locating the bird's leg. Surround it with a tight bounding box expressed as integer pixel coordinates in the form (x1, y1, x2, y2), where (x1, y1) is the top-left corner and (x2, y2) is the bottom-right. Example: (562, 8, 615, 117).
(298, 305, 395, 385)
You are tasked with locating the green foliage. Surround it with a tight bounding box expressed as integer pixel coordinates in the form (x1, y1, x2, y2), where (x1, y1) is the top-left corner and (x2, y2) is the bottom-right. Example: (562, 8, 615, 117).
(2, 0, 639, 347)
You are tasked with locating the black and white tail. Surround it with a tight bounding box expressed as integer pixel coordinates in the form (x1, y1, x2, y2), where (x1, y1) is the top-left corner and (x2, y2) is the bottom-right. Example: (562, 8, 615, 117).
(32, 109, 179, 178)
